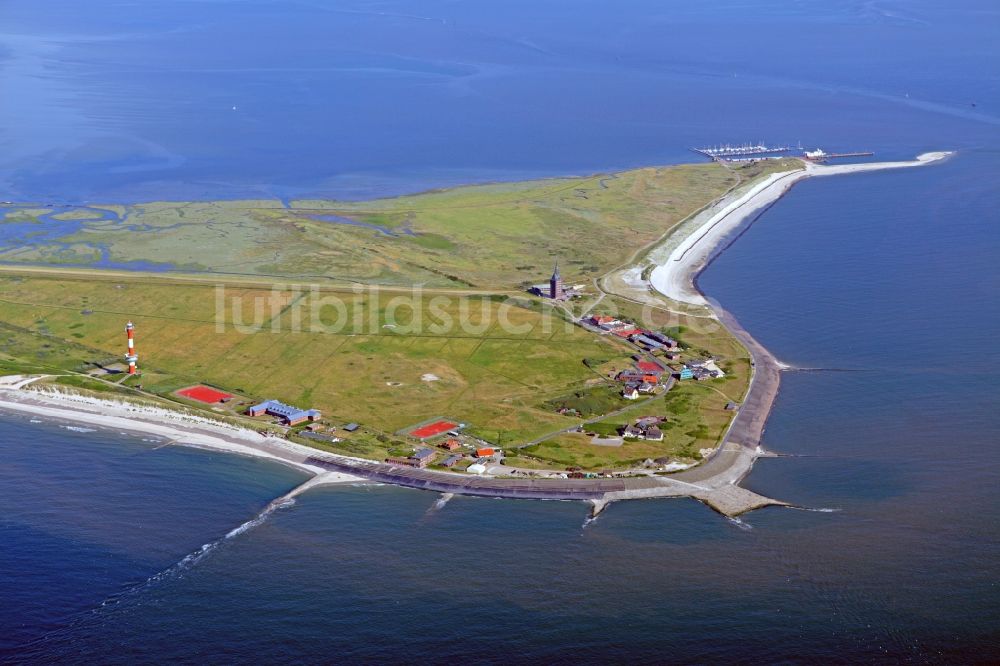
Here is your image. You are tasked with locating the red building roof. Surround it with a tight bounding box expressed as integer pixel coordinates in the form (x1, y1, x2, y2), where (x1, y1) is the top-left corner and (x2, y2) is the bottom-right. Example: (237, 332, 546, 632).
(476, 447, 495, 458)
(613, 328, 642, 338)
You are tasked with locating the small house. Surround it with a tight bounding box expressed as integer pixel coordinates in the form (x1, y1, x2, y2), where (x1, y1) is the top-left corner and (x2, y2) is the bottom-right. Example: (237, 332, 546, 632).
(623, 424, 643, 438)
(644, 426, 663, 441)
(440, 439, 461, 451)
(622, 386, 639, 400)
(411, 448, 436, 468)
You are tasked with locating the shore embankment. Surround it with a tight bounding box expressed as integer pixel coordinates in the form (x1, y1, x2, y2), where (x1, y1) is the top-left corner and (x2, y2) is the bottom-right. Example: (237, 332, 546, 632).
(0, 382, 783, 517)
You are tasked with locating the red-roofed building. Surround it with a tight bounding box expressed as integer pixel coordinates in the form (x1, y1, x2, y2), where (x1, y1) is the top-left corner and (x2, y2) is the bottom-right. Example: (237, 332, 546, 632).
(642, 374, 660, 384)
(475, 447, 495, 458)
(440, 439, 461, 451)
(613, 328, 642, 338)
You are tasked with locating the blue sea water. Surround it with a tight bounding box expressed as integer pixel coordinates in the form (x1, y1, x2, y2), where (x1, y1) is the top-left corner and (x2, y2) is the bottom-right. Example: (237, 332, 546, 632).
(1, 0, 999, 662)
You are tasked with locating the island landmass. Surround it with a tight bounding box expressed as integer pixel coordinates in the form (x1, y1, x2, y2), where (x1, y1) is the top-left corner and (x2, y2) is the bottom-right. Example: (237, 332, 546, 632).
(0, 151, 952, 517)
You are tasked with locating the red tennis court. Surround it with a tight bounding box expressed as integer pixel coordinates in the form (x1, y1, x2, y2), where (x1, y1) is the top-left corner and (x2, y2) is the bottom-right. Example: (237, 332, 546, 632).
(409, 420, 458, 439)
(178, 385, 234, 403)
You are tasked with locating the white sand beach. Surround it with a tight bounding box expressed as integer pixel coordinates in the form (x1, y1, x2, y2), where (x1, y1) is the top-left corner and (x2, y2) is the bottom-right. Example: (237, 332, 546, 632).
(649, 152, 954, 307)
(0, 380, 362, 484)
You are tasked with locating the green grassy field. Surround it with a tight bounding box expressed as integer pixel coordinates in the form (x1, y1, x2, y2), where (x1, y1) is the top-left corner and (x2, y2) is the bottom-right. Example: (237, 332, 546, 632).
(0, 275, 640, 446)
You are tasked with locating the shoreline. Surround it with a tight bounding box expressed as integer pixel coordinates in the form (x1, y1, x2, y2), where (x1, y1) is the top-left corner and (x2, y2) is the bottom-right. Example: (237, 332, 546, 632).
(0, 385, 363, 485)
(650, 152, 954, 308)
(646, 151, 954, 486)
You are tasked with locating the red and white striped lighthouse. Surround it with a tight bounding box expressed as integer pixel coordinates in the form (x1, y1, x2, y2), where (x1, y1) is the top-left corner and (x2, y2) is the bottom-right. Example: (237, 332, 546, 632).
(125, 320, 139, 375)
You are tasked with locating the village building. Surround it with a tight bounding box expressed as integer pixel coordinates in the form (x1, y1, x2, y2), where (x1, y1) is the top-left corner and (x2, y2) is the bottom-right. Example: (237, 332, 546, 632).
(412, 448, 436, 467)
(440, 439, 461, 451)
(442, 454, 462, 468)
(636, 361, 663, 375)
(623, 424, 644, 438)
(246, 399, 321, 426)
(645, 331, 678, 348)
(588, 315, 621, 329)
(631, 334, 667, 350)
(386, 448, 437, 469)
(621, 418, 666, 441)
(616, 370, 644, 383)
(622, 386, 639, 400)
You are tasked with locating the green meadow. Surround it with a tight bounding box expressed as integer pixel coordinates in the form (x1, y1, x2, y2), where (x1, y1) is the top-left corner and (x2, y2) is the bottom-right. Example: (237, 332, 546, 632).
(0, 159, 792, 468)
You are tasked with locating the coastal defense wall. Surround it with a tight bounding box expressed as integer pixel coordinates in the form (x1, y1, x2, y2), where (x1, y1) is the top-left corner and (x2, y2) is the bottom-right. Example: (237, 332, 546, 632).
(306, 457, 613, 500)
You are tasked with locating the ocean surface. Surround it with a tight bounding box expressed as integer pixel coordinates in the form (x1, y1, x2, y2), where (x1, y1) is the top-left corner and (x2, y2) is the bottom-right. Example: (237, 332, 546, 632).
(1, 0, 999, 662)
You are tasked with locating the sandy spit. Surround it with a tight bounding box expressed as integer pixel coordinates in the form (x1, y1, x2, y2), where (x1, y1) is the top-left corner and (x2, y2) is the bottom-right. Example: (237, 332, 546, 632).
(650, 152, 954, 307)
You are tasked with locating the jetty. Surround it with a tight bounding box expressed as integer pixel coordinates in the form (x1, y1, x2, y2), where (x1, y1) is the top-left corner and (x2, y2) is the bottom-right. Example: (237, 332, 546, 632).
(803, 148, 875, 162)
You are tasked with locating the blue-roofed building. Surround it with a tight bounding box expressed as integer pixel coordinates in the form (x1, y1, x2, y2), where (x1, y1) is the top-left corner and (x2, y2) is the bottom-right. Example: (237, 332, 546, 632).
(632, 334, 666, 350)
(679, 367, 694, 380)
(246, 399, 321, 426)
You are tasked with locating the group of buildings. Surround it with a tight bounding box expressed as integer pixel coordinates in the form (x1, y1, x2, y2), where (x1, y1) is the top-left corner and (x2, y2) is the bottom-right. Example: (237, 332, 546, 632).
(678, 358, 726, 381)
(583, 314, 679, 355)
(385, 433, 502, 471)
(616, 360, 667, 400)
(622, 416, 665, 441)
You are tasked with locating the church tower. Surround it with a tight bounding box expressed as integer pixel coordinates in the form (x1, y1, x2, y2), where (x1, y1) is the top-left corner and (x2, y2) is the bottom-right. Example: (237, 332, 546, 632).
(549, 263, 563, 299)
